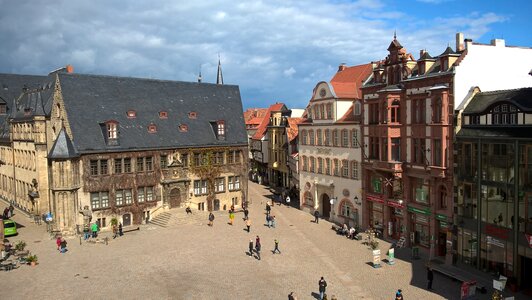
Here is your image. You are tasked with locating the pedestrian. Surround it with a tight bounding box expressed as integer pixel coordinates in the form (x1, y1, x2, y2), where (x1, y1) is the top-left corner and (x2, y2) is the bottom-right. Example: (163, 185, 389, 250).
(266, 214, 271, 228)
(229, 211, 235, 225)
(395, 289, 404, 300)
(118, 222, 123, 236)
(208, 212, 215, 227)
(83, 224, 90, 240)
(56, 236, 61, 251)
(112, 223, 118, 239)
(91, 222, 99, 238)
(60, 237, 67, 253)
(427, 265, 434, 290)
(319, 277, 327, 300)
(248, 239, 254, 257)
(272, 238, 281, 254)
(244, 208, 249, 220)
(9, 204, 14, 218)
(3, 207, 8, 219)
(314, 210, 320, 223)
(255, 238, 261, 260)
(246, 219, 251, 232)
(266, 203, 271, 215)
(286, 195, 291, 207)
(185, 206, 192, 214)
(271, 215, 276, 228)
(230, 204, 235, 212)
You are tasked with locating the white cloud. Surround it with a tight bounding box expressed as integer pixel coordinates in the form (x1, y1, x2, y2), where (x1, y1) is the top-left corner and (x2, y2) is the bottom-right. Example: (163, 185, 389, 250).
(0, 0, 508, 109)
(284, 67, 296, 78)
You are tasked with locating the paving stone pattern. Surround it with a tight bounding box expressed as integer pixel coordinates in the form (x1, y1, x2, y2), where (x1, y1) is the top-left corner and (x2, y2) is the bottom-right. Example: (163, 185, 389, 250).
(1, 182, 473, 299)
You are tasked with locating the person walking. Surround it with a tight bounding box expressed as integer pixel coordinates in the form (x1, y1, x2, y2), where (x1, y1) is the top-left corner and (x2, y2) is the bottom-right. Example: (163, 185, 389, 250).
(271, 215, 276, 228)
(318, 277, 327, 300)
(9, 204, 14, 218)
(229, 211, 235, 225)
(56, 236, 62, 251)
(118, 222, 123, 236)
(2, 207, 8, 219)
(272, 238, 281, 254)
(395, 289, 404, 300)
(60, 237, 68, 253)
(83, 224, 90, 240)
(91, 222, 99, 238)
(248, 239, 254, 257)
(427, 265, 434, 290)
(266, 203, 271, 216)
(208, 212, 215, 227)
(243, 208, 249, 220)
(246, 219, 251, 232)
(112, 223, 118, 239)
(314, 210, 320, 223)
(255, 236, 261, 260)
(266, 214, 270, 228)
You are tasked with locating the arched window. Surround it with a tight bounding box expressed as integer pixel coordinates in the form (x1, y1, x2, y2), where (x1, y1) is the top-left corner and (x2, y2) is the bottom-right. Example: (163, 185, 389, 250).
(320, 104, 325, 119)
(351, 161, 359, 180)
(317, 158, 323, 174)
(301, 156, 308, 172)
(326, 103, 333, 119)
(301, 130, 308, 145)
(333, 129, 339, 146)
(351, 129, 359, 148)
(309, 130, 315, 145)
(304, 191, 313, 206)
(339, 199, 354, 218)
(316, 129, 322, 145)
(324, 129, 330, 146)
(310, 157, 316, 173)
(325, 158, 331, 175)
(341, 129, 349, 147)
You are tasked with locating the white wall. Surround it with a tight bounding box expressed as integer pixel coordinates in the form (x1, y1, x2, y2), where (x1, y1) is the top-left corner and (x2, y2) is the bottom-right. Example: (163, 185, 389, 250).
(454, 41, 532, 109)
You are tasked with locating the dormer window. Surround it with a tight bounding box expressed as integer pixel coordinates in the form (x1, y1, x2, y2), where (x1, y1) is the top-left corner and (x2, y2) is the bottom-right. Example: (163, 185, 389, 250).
(217, 121, 225, 136)
(159, 111, 168, 119)
(0, 103, 6, 114)
(179, 124, 188, 132)
(106, 121, 118, 139)
(188, 112, 197, 119)
(441, 58, 448, 71)
(418, 62, 425, 75)
(24, 108, 32, 116)
(148, 124, 157, 133)
(127, 110, 136, 118)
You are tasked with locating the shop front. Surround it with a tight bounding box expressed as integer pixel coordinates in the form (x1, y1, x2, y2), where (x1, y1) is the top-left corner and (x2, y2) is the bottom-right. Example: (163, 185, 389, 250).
(387, 201, 405, 240)
(408, 206, 432, 248)
(367, 194, 385, 237)
(436, 214, 451, 257)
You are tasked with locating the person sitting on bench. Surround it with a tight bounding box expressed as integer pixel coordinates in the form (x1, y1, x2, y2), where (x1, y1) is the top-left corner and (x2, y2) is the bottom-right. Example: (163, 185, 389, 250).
(185, 207, 192, 214)
(342, 224, 348, 236)
(348, 227, 356, 239)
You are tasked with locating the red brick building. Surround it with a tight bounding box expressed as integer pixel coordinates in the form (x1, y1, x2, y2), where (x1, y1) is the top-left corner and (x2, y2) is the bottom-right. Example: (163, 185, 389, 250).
(361, 35, 456, 261)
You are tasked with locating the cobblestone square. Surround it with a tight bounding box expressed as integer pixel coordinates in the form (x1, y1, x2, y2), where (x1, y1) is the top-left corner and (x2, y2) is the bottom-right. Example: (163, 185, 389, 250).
(1, 182, 465, 299)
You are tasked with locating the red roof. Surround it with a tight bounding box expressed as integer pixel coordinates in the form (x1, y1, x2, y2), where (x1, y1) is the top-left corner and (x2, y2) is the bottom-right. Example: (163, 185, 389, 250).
(330, 63, 372, 99)
(251, 103, 286, 140)
(286, 117, 306, 142)
(244, 108, 268, 123)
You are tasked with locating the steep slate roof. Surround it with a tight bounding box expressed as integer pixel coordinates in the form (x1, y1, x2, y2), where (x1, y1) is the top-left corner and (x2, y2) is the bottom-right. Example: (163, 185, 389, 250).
(286, 117, 305, 142)
(0, 74, 47, 139)
(463, 88, 532, 114)
(49, 128, 79, 159)
(57, 73, 248, 153)
(330, 63, 373, 99)
(11, 81, 54, 120)
(251, 103, 286, 140)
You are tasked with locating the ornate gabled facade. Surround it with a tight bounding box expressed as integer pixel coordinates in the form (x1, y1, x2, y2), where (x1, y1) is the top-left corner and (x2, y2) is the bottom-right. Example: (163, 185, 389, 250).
(361, 33, 532, 265)
(0, 68, 248, 233)
(299, 63, 372, 227)
(455, 87, 532, 289)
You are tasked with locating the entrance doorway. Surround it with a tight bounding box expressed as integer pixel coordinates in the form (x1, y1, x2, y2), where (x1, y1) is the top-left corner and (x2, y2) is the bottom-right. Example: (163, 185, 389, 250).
(321, 194, 331, 219)
(122, 213, 131, 226)
(169, 188, 181, 208)
(438, 232, 447, 256)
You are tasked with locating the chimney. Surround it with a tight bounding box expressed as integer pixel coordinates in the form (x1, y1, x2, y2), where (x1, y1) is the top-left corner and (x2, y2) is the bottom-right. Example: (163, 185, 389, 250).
(491, 39, 505, 47)
(464, 38, 473, 50)
(419, 49, 426, 59)
(66, 64, 74, 73)
(456, 32, 464, 52)
(338, 63, 347, 72)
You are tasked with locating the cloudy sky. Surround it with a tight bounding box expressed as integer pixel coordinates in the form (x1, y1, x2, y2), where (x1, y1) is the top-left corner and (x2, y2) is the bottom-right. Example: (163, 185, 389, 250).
(1, 0, 530, 110)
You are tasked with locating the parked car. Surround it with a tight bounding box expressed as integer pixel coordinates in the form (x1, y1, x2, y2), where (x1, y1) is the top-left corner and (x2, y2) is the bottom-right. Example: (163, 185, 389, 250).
(3, 219, 17, 236)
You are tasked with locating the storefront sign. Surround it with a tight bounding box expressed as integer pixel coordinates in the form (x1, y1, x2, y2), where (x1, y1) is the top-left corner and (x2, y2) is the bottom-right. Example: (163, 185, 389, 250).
(439, 221, 448, 228)
(387, 200, 404, 209)
(387, 248, 395, 265)
(485, 224, 509, 240)
(436, 213, 448, 222)
(407, 205, 431, 215)
(366, 194, 385, 204)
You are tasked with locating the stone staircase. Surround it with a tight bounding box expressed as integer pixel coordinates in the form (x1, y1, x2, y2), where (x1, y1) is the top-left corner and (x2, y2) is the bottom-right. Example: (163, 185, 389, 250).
(149, 208, 218, 228)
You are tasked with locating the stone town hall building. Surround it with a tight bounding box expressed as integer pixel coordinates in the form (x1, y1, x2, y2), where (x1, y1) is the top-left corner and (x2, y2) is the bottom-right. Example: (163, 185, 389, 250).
(0, 67, 248, 233)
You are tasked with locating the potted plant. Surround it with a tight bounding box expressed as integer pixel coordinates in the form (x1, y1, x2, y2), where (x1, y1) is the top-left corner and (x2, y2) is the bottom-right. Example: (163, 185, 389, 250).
(110, 217, 118, 227)
(15, 240, 26, 252)
(370, 240, 379, 250)
(26, 254, 38, 266)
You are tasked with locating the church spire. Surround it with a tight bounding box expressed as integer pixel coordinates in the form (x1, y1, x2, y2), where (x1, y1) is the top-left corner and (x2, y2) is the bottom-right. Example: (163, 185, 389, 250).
(197, 65, 202, 83)
(216, 54, 224, 85)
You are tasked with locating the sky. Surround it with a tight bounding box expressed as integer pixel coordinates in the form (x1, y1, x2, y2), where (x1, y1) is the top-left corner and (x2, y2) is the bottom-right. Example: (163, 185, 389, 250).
(0, 0, 531, 110)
